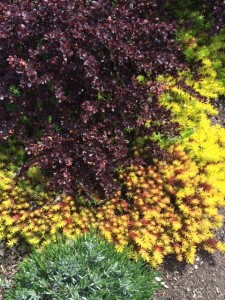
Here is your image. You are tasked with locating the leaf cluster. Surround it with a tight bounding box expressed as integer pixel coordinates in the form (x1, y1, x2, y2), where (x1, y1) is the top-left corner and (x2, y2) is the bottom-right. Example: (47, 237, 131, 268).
(0, 0, 183, 197)
(6, 232, 159, 300)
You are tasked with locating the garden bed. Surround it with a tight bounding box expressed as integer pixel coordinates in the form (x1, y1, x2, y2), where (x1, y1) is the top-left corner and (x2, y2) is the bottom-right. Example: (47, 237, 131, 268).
(0, 1, 225, 299)
(1, 102, 225, 300)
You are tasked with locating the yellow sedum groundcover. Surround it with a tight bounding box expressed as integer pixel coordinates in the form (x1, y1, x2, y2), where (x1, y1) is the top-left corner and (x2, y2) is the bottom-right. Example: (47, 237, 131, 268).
(1, 140, 225, 268)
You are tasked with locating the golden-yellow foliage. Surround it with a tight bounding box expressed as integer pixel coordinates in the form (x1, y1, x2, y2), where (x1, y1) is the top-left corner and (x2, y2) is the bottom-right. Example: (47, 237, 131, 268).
(1, 145, 225, 268)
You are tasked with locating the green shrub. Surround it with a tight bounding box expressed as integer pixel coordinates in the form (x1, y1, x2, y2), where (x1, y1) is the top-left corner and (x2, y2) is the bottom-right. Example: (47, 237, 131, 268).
(6, 232, 160, 300)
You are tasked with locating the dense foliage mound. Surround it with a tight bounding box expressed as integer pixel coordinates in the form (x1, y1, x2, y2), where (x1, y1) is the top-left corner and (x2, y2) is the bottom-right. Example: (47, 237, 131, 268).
(0, 0, 184, 197)
(5, 232, 159, 300)
(0, 0, 225, 268)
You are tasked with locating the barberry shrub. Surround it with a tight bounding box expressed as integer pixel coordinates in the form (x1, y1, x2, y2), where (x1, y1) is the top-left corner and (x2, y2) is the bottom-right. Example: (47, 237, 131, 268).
(5, 232, 160, 300)
(0, 0, 184, 197)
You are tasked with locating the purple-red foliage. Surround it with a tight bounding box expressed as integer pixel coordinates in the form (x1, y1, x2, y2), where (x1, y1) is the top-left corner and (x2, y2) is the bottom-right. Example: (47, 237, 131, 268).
(0, 0, 184, 198)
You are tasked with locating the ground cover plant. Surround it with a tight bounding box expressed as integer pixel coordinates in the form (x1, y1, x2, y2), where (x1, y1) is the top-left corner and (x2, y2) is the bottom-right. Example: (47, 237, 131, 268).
(0, 0, 225, 279)
(5, 232, 160, 300)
